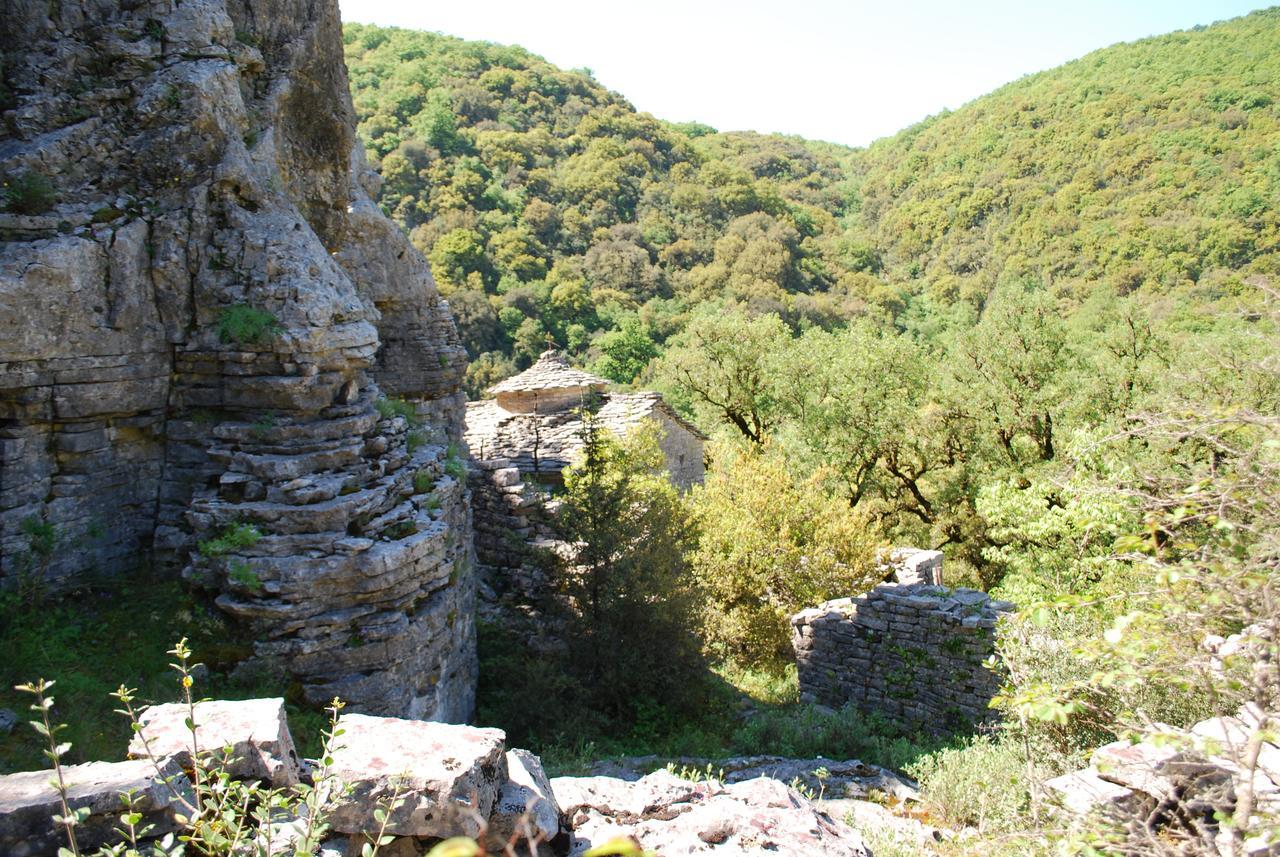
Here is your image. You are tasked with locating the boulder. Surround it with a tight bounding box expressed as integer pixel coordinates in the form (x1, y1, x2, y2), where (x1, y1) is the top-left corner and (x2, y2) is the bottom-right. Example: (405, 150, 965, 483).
(0, 757, 193, 857)
(487, 748, 560, 851)
(325, 713, 507, 838)
(552, 770, 870, 856)
(128, 697, 301, 787)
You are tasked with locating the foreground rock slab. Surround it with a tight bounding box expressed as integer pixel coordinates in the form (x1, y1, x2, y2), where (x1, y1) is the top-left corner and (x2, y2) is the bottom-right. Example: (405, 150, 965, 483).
(552, 770, 870, 856)
(0, 757, 193, 857)
(128, 697, 301, 787)
(488, 748, 561, 851)
(587, 754, 918, 801)
(326, 713, 507, 838)
(1044, 768, 1145, 815)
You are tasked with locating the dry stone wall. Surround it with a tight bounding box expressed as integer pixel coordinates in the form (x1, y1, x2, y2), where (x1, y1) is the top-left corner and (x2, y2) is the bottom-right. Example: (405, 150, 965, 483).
(0, 0, 473, 719)
(791, 571, 1015, 731)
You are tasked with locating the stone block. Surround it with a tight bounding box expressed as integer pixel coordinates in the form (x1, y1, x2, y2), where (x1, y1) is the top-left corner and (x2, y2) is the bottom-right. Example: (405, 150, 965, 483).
(1044, 768, 1143, 816)
(488, 748, 561, 849)
(129, 697, 301, 787)
(326, 713, 507, 838)
(0, 757, 193, 857)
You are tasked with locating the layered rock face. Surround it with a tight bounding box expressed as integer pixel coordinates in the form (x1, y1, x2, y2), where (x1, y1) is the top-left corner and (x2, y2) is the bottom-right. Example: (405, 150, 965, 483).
(0, 0, 474, 719)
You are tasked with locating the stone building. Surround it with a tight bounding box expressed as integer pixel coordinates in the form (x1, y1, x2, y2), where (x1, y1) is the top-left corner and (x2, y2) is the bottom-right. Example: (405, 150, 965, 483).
(464, 349, 705, 489)
(463, 350, 705, 609)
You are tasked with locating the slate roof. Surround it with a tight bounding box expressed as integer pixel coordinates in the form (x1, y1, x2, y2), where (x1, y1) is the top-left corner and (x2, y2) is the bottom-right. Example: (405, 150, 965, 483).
(464, 391, 706, 475)
(488, 349, 609, 395)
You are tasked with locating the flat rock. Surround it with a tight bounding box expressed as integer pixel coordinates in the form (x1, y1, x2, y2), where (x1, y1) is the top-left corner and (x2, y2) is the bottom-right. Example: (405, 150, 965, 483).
(0, 757, 193, 857)
(1091, 738, 1182, 799)
(128, 697, 301, 787)
(820, 797, 948, 849)
(552, 771, 869, 856)
(1044, 768, 1144, 815)
(487, 748, 560, 851)
(326, 713, 507, 838)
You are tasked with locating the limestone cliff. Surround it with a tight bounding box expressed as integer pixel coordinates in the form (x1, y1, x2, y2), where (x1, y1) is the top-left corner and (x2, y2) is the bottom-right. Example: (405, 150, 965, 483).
(0, 0, 476, 720)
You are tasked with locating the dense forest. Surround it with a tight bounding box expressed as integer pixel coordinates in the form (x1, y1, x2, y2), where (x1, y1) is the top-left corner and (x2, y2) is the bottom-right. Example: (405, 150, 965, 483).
(344, 10, 1278, 392)
(341, 11, 1280, 853)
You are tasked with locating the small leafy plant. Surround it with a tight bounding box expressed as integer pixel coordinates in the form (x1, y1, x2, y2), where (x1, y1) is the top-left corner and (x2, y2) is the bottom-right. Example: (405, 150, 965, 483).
(227, 560, 263, 592)
(197, 522, 262, 558)
(374, 397, 418, 426)
(413, 470, 436, 494)
(217, 304, 280, 345)
(444, 443, 467, 480)
(2, 170, 56, 215)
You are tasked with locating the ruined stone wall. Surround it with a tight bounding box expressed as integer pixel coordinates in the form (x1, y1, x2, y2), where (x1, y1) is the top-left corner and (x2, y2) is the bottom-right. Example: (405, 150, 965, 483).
(467, 458, 556, 613)
(653, 410, 704, 489)
(791, 580, 1015, 731)
(0, 0, 474, 720)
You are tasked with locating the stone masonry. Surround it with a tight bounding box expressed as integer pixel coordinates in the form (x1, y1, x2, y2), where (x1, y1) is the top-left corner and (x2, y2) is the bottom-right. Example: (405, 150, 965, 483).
(791, 555, 1015, 731)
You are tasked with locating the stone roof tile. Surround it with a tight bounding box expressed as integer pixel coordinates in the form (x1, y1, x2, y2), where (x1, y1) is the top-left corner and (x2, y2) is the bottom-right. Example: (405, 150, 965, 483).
(488, 350, 609, 395)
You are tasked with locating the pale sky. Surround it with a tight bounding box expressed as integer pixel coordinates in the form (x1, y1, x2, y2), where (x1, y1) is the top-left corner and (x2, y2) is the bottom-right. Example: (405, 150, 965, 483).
(338, 0, 1269, 147)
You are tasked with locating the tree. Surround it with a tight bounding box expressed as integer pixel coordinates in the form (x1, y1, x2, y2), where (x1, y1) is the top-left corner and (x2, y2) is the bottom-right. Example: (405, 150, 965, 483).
(552, 419, 706, 721)
(952, 284, 1072, 464)
(592, 319, 659, 384)
(691, 442, 884, 669)
(656, 307, 790, 444)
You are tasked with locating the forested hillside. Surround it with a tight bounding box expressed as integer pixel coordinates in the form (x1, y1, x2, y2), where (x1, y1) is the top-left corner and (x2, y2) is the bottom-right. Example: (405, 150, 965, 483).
(343, 10, 1279, 396)
(342, 23, 869, 395)
(848, 7, 1280, 310)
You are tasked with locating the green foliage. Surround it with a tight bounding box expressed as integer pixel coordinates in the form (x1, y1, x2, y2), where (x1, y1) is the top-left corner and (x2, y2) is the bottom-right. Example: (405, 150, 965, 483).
(227, 560, 262, 592)
(444, 443, 467, 479)
(2, 170, 56, 215)
(0, 577, 328, 774)
(552, 420, 706, 721)
(19, 515, 56, 558)
(850, 8, 1280, 308)
(413, 469, 436, 493)
(374, 396, 419, 425)
(731, 704, 944, 771)
(690, 442, 884, 668)
(197, 522, 262, 558)
(906, 733, 1039, 834)
(343, 22, 868, 387)
(215, 303, 280, 345)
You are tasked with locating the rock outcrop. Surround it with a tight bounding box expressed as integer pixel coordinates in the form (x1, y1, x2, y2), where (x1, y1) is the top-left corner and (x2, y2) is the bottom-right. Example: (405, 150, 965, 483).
(1045, 703, 1280, 855)
(0, 0, 474, 719)
(128, 696, 301, 787)
(325, 712, 508, 839)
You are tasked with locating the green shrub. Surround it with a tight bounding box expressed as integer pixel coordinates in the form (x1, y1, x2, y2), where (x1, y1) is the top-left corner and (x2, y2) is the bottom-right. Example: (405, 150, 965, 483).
(406, 429, 427, 453)
(413, 469, 436, 494)
(2, 170, 56, 215)
(375, 396, 418, 425)
(227, 560, 262, 592)
(729, 703, 943, 772)
(216, 303, 280, 345)
(198, 522, 263, 558)
(444, 442, 467, 479)
(907, 733, 1034, 834)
